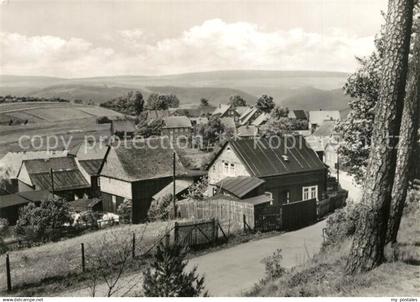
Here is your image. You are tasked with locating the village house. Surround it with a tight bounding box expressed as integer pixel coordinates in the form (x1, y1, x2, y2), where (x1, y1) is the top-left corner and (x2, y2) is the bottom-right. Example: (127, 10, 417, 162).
(251, 112, 271, 128)
(288, 110, 308, 121)
(69, 139, 109, 197)
(308, 110, 340, 132)
(212, 104, 239, 121)
(234, 106, 250, 117)
(0, 150, 68, 194)
(306, 120, 339, 165)
(161, 116, 193, 146)
(238, 106, 261, 126)
(111, 119, 137, 139)
(98, 139, 192, 223)
(237, 125, 259, 138)
(0, 190, 53, 225)
(207, 136, 328, 206)
(16, 157, 91, 201)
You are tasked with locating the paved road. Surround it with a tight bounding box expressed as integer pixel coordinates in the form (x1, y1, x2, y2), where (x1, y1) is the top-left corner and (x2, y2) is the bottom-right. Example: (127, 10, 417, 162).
(60, 219, 326, 297)
(188, 219, 326, 296)
(333, 171, 363, 203)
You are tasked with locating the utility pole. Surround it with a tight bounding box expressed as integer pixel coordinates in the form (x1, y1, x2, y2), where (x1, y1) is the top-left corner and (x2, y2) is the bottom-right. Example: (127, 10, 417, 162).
(173, 152, 176, 218)
(50, 168, 55, 196)
(336, 155, 340, 185)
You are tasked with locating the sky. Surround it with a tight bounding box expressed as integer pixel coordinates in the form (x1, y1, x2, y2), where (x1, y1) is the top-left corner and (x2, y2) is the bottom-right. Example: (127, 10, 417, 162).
(0, 0, 388, 78)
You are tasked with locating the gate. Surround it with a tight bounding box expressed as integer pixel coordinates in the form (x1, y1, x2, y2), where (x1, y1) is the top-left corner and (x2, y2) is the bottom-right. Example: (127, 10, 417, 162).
(254, 205, 282, 232)
(174, 218, 226, 249)
(282, 199, 317, 231)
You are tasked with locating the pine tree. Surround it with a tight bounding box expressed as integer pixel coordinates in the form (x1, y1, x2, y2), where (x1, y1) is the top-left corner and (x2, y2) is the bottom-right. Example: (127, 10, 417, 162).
(143, 242, 207, 297)
(346, 0, 414, 274)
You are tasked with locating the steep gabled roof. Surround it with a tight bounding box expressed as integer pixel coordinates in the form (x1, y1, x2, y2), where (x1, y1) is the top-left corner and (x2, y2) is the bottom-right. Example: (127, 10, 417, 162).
(212, 104, 231, 116)
(288, 110, 308, 120)
(251, 112, 271, 126)
(20, 157, 90, 191)
(239, 107, 259, 125)
(235, 106, 251, 116)
(0, 150, 68, 179)
(100, 138, 188, 182)
(163, 116, 192, 128)
(225, 137, 326, 177)
(78, 159, 103, 176)
(0, 190, 52, 209)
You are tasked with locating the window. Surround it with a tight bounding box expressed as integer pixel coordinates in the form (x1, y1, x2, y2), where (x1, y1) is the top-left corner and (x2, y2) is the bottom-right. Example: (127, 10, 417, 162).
(230, 163, 235, 174)
(302, 185, 318, 201)
(224, 162, 229, 173)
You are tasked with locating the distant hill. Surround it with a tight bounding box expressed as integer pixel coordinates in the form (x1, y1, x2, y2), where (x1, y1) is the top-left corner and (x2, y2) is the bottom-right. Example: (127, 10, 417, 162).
(0, 70, 351, 110)
(280, 87, 351, 111)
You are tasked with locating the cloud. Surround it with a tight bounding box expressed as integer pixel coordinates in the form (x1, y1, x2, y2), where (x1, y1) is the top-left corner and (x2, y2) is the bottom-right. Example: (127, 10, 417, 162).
(0, 19, 375, 77)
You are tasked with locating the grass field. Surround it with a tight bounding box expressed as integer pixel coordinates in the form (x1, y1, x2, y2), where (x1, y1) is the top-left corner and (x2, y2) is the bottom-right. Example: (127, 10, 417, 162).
(0, 102, 123, 157)
(0, 221, 174, 293)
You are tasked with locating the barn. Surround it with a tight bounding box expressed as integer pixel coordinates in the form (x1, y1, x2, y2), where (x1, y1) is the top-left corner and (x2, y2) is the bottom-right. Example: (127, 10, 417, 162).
(98, 138, 193, 223)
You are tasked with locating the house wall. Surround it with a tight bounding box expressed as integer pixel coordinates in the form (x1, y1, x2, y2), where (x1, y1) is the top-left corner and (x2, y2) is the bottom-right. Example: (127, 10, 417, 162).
(324, 145, 338, 170)
(17, 165, 32, 188)
(18, 180, 34, 192)
(131, 177, 173, 223)
(162, 128, 192, 147)
(208, 144, 250, 185)
(260, 169, 327, 206)
(99, 176, 132, 200)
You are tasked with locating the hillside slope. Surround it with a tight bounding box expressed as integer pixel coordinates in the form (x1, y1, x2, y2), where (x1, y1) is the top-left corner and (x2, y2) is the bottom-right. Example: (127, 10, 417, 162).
(0, 71, 350, 110)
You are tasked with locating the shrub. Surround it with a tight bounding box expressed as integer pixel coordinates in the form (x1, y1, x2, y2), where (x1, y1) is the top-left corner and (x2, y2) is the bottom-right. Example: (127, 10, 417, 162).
(16, 198, 72, 243)
(143, 242, 207, 297)
(0, 218, 9, 254)
(117, 199, 132, 224)
(182, 176, 208, 200)
(322, 201, 364, 249)
(263, 249, 286, 280)
(148, 194, 173, 221)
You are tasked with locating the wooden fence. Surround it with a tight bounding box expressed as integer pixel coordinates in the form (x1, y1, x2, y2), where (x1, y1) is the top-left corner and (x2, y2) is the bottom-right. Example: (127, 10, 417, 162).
(177, 198, 255, 234)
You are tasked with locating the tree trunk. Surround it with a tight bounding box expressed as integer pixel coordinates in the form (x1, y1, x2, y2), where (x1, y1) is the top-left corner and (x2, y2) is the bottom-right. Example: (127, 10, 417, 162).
(346, 0, 414, 274)
(386, 23, 420, 244)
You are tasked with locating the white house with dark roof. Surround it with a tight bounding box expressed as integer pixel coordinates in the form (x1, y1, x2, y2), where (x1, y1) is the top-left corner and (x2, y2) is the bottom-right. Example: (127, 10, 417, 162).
(208, 137, 328, 206)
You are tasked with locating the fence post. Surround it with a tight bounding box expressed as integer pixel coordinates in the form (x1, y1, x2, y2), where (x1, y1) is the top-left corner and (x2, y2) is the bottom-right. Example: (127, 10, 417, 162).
(165, 233, 170, 247)
(212, 218, 216, 244)
(6, 254, 11, 292)
(174, 222, 178, 245)
(81, 243, 85, 273)
(132, 232, 136, 259)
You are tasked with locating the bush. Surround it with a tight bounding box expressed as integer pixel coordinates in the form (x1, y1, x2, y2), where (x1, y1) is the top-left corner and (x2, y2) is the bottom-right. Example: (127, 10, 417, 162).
(148, 194, 173, 221)
(117, 199, 132, 224)
(322, 201, 364, 249)
(143, 242, 207, 297)
(0, 218, 9, 254)
(263, 249, 286, 280)
(16, 198, 72, 243)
